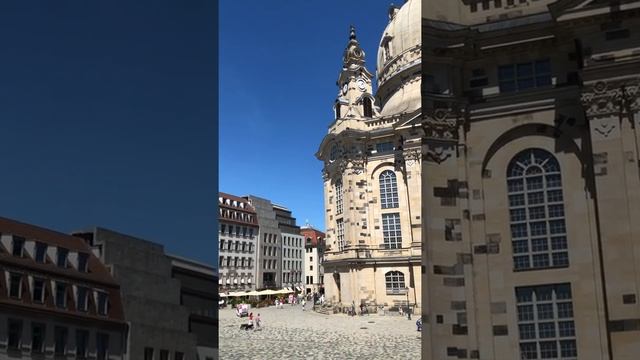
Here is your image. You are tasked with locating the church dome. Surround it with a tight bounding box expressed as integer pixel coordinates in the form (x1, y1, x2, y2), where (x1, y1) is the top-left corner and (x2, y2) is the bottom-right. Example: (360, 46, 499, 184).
(375, 0, 421, 117)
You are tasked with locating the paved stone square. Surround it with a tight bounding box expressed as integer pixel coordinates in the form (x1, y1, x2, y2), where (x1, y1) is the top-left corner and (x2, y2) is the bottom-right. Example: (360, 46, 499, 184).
(219, 304, 421, 360)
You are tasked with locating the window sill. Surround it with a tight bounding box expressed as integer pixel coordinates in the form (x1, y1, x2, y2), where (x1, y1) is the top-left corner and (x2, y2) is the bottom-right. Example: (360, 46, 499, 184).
(386, 290, 408, 295)
(513, 264, 569, 272)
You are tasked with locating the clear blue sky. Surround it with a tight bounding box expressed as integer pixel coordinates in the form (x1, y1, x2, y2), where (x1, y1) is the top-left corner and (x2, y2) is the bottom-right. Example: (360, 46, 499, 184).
(0, 1, 217, 264)
(220, 0, 393, 232)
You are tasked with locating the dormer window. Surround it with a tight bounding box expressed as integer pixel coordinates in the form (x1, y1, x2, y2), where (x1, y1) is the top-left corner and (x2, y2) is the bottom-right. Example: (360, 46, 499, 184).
(35, 242, 47, 263)
(12, 236, 25, 257)
(78, 253, 89, 272)
(57, 248, 69, 268)
(55, 282, 67, 309)
(97, 291, 109, 316)
(9, 273, 22, 299)
(77, 287, 89, 312)
(33, 278, 45, 303)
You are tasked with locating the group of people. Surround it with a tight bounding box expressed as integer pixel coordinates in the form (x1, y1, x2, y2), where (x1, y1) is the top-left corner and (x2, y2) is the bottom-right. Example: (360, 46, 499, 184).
(240, 312, 261, 331)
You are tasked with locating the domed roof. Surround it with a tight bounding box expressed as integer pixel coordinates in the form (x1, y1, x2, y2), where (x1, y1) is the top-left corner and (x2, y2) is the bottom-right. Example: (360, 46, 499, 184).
(375, 0, 421, 116)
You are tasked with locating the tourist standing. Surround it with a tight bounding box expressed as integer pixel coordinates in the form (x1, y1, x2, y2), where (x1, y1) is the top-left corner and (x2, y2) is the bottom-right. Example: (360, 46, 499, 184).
(254, 313, 262, 331)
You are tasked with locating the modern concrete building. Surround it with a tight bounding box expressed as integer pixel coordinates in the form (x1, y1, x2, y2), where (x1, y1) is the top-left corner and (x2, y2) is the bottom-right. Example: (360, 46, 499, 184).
(73, 227, 198, 360)
(274, 205, 304, 292)
(300, 226, 325, 295)
(218, 192, 258, 292)
(0, 217, 128, 360)
(419, 0, 640, 359)
(168, 255, 218, 360)
(316, 0, 422, 312)
(245, 195, 281, 289)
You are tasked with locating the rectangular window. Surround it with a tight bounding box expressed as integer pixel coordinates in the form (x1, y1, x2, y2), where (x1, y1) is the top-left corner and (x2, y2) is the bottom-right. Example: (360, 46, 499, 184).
(32, 323, 46, 354)
(55, 282, 67, 309)
(77, 287, 89, 312)
(145, 348, 154, 360)
(97, 333, 109, 360)
(33, 278, 45, 303)
(375, 142, 394, 153)
(336, 219, 345, 251)
(606, 29, 630, 41)
(97, 291, 109, 316)
(78, 253, 89, 272)
(175, 352, 185, 360)
(54, 326, 68, 356)
(160, 349, 169, 360)
(76, 330, 89, 359)
(515, 284, 577, 360)
(335, 181, 343, 215)
(499, 59, 551, 93)
(57, 247, 69, 268)
(382, 213, 402, 249)
(12, 236, 25, 257)
(8, 319, 22, 350)
(35, 242, 47, 263)
(9, 273, 22, 299)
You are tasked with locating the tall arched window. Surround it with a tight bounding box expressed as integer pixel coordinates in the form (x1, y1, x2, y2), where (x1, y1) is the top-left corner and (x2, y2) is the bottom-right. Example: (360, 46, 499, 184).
(379, 170, 399, 209)
(363, 97, 373, 117)
(385, 271, 405, 293)
(507, 149, 568, 271)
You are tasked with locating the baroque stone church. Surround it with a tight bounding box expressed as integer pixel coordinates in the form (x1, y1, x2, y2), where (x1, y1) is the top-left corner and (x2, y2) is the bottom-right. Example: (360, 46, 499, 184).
(318, 0, 640, 358)
(316, 0, 422, 313)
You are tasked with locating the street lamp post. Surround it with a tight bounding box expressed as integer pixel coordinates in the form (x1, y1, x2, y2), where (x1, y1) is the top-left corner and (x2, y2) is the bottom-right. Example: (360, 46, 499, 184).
(405, 287, 411, 320)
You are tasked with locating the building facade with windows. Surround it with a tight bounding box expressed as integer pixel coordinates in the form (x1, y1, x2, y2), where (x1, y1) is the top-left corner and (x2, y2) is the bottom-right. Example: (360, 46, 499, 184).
(0, 217, 127, 360)
(316, 0, 422, 312)
(300, 226, 325, 295)
(420, 0, 640, 359)
(73, 227, 198, 360)
(168, 255, 218, 360)
(274, 205, 304, 292)
(218, 192, 258, 292)
(245, 195, 282, 289)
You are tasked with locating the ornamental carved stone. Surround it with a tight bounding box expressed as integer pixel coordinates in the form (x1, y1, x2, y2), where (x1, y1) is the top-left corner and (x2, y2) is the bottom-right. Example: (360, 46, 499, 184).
(581, 78, 640, 119)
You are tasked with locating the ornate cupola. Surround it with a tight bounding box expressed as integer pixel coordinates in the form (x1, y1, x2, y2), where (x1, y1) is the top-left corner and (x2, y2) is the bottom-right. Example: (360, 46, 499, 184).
(334, 26, 376, 120)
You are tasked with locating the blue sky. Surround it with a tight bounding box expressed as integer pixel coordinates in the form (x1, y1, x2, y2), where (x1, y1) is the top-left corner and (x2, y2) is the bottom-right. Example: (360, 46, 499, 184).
(0, 1, 217, 264)
(220, 0, 393, 231)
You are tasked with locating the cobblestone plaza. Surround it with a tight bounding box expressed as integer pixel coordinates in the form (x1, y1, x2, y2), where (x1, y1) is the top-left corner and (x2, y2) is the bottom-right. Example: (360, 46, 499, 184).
(219, 305, 421, 359)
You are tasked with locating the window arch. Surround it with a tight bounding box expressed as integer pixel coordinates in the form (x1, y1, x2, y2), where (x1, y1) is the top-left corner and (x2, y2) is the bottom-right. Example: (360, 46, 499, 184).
(379, 170, 399, 209)
(507, 149, 568, 270)
(363, 97, 373, 117)
(385, 271, 405, 293)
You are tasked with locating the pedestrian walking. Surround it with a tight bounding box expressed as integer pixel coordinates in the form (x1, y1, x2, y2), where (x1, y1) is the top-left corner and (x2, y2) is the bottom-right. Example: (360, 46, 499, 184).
(302, 298, 306, 311)
(254, 313, 262, 331)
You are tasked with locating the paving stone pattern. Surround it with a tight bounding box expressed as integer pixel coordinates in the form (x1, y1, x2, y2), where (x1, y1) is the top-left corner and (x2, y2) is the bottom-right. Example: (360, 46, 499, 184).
(219, 304, 421, 360)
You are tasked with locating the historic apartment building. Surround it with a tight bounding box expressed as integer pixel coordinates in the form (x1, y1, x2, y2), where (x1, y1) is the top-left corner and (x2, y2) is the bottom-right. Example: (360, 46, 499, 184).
(218, 192, 258, 292)
(316, 0, 422, 312)
(0, 217, 127, 359)
(420, 0, 640, 359)
(274, 205, 304, 292)
(73, 227, 198, 360)
(300, 225, 326, 295)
